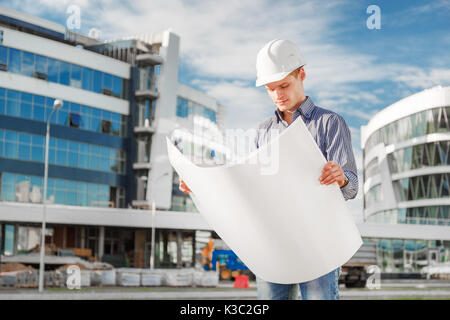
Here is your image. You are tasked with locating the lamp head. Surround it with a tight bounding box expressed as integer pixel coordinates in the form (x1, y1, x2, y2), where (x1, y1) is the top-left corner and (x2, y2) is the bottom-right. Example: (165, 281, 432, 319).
(53, 99, 63, 110)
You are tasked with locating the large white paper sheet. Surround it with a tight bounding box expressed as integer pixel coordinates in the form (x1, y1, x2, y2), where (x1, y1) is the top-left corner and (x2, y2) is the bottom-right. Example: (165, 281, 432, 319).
(166, 117, 362, 284)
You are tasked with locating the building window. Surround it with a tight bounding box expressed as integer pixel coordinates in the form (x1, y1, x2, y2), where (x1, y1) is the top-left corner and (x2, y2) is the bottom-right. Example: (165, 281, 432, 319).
(0, 128, 127, 174)
(388, 141, 450, 174)
(47, 57, 59, 82)
(0, 88, 128, 137)
(367, 207, 450, 226)
(0, 46, 7, 66)
(101, 119, 112, 134)
(3, 224, 15, 256)
(8, 47, 20, 73)
(365, 106, 450, 152)
(103, 73, 112, 93)
(0, 172, 118, 207)
(176, 97, 189, 118)
(70, 64, 82, 88)
(112, 75, 123, 98)
(365, 184, 383, 208)
(69, 113, 81, 128)
(0, 45, 128, 99)
(176, 96, 216, 123)
(82, 67, 93, 91)
(21, 51, 34, 77)
(365, 157, 379, 178)
(35, 54, 47, 74)
(59, 61, 70, 85)
(137, 66, 153, 91)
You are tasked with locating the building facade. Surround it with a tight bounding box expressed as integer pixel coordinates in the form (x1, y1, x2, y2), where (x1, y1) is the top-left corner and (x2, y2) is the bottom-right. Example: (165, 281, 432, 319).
(4, 6, 448, 275)
(0, 6, 226, 269)
(361, 86, 450, 272)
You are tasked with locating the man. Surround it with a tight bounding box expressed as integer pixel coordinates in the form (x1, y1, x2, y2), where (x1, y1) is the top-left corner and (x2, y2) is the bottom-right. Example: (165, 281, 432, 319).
(179, 39, 358, 300)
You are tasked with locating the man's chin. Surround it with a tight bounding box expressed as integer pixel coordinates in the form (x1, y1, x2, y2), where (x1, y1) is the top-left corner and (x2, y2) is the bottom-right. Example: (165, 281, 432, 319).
(277, 104, 292, 111)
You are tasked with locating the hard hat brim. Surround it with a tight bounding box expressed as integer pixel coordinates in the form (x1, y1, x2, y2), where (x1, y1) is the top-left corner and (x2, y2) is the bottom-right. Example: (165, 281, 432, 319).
(255, 70, 292, 87)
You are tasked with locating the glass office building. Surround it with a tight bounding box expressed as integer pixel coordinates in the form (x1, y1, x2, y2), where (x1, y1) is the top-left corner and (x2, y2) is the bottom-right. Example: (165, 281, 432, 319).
(0, 6, 226, 269)
(0, 55, 128, 209)
(361, 86, 450, 272)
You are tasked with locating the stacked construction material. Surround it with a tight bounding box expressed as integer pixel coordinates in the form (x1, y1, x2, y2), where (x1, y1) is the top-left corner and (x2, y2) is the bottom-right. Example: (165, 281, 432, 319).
(421, 262, 450, 280)
(1, 263, 222, 288)
(193, 269, 219, 287)
(116, 268, 141, 286)
(0, 272, 18, 287)
(163, 268, 194, 287)
(101, 269, 116, 286)
(80, 270, 91, 287)
(44, 270, 65, 287)
(0, 263, 37, 287)
(141, 269, 164, 286)
(16, 269, 39, 288)
(0, 263, 35, 272)
(90, 270, 103, 286)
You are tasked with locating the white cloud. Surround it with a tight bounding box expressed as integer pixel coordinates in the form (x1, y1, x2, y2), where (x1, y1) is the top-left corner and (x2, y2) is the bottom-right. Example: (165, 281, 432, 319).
(6, 0, 449, 125)
(1, 0, 91, 15)
(93, 0, 355, 81)
(313, 85, 382, 121)
(349, 127, 363, 151)
(393, 67, 450, 89)
(195, 80, 274, 129)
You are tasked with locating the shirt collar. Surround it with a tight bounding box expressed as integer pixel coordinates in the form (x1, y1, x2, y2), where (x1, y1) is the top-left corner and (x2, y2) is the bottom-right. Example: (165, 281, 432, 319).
(274, 96, 315, 123)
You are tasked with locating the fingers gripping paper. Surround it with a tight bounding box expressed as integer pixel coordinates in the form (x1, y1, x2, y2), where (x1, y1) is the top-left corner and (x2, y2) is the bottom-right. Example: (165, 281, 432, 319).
(166, 118, 362, 284)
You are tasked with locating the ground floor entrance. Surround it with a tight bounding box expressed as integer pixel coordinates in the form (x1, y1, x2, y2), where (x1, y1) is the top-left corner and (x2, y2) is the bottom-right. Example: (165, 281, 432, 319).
(0, 222, 213, 269)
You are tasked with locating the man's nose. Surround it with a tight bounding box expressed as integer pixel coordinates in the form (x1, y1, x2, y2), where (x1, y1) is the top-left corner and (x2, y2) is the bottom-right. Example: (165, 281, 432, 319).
(274, 90, 284, 100)
(273, 89, 279, 99)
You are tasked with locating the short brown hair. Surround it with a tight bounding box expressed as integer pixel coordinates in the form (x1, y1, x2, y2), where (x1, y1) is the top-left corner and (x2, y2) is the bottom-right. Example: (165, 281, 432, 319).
(289, 67, 303, 79)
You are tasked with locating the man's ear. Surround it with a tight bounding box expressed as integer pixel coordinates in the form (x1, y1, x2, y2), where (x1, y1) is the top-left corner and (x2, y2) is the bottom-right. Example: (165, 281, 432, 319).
(299, 67, 306, 81)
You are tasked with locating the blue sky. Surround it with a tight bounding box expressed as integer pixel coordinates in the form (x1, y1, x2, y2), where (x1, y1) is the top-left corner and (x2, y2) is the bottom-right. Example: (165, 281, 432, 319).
(1, 0, 449, 220)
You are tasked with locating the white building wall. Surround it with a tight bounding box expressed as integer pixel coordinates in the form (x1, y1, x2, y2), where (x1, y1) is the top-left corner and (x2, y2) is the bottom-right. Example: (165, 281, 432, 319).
(148, 31, 180, 209)
(146, 31, 227, 209)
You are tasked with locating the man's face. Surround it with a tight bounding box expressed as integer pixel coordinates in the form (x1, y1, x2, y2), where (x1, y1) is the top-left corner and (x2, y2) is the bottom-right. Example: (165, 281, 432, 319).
(265, 68, 305, 112)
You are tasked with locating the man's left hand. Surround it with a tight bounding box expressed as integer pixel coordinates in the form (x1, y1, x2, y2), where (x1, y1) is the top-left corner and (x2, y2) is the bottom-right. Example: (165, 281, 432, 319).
(319, 161, 347, 188)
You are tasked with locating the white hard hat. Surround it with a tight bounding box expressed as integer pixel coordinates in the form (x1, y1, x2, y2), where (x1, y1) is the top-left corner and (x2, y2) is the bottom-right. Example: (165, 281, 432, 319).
(255, 39, 306, 87)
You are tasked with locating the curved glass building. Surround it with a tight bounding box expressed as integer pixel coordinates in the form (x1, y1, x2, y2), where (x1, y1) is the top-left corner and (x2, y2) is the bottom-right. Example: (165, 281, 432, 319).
(361, 86, 450, 272)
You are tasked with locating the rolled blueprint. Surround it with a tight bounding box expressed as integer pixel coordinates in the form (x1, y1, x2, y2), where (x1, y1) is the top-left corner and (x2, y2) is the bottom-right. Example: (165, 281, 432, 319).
(166, 117, 362, 284)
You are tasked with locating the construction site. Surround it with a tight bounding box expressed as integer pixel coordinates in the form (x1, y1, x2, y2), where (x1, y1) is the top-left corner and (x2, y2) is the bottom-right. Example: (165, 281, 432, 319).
(0, 3, 449, 301)
(0, 227, 259, 289)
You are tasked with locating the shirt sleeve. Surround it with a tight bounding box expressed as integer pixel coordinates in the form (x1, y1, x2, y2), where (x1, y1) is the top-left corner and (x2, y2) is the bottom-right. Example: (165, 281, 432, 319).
(251, 127, 259, 153)
(250, 121, 265, 153)
(325, 114, 359, 201)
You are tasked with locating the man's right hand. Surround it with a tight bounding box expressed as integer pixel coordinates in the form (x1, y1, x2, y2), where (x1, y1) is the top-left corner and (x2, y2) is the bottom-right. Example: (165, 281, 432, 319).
(178, 178, 192, 195)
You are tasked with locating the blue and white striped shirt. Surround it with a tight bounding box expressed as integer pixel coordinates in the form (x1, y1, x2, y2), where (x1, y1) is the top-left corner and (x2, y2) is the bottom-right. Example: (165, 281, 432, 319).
(253, 96, 358, 201)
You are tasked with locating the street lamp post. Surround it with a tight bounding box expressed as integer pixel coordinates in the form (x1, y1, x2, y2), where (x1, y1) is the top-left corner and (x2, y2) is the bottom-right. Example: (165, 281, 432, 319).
(38, 99, 63, 293)
(147, 171, 168, 269)
(150, 198, 156, 270)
